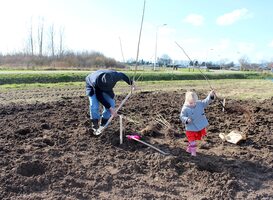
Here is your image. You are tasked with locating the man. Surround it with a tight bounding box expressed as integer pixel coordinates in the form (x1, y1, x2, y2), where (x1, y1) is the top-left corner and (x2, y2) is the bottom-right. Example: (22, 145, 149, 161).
(85, 69, 134, 132)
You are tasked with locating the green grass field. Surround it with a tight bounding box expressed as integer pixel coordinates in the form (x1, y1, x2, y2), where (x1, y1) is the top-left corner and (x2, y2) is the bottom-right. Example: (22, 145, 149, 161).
(0, 69, 272, 102)
(1, 79, 272, 101)
(0, 69, 272, 85)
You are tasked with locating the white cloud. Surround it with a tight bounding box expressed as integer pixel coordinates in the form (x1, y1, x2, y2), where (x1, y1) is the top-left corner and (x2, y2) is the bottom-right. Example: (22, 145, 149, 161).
(211, 39, 231, 52)
(179, 37, 202, 45)
(218, 39, 231, 50)
(268, 40, 273, 47)
(170, 37, 205, 60)
(254, 52, 266, 62)
(183, 14, 204, 26)
(159, 26, 175, 36)
(217, 8, 252, 26)
(237, 42, 255, 53)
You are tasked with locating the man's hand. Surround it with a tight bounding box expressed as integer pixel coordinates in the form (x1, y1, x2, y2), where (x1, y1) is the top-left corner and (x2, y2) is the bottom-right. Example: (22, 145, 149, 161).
(109, 107, 118, 117)
(131, 81, 137, 91)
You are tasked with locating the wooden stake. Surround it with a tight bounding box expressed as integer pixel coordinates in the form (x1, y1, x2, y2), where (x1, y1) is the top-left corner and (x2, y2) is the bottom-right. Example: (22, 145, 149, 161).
(222, 98, 226, 112)
(120, 115, 123, 144)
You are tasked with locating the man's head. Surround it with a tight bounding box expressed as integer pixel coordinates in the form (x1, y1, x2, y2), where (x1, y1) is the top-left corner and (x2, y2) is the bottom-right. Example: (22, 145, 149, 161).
(97, 73, 115, 91)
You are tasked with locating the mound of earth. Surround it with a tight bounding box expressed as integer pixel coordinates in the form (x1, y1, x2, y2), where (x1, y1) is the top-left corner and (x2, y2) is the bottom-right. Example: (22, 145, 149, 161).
(0, 90, 272, 199)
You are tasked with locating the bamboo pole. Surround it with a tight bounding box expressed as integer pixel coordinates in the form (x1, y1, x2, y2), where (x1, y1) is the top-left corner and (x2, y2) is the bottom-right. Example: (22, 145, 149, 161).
(129, 136, 169, 155)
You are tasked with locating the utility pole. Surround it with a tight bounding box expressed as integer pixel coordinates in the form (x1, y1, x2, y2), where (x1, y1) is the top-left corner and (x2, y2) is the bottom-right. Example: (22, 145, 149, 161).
(153, 24, 167, 70)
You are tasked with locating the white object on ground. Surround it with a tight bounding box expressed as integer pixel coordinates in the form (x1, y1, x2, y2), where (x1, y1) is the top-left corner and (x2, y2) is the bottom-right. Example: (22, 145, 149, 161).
(222, 98, 226, 112)
(219, 130, 246, 144)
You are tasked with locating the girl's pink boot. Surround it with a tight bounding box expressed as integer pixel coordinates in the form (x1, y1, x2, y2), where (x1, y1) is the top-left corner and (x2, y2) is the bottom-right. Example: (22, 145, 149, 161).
(190, 145, 196, 156)
(186, 142, 197, 156)
(186, 143, 197, 156)
(186, 145, 191, 153)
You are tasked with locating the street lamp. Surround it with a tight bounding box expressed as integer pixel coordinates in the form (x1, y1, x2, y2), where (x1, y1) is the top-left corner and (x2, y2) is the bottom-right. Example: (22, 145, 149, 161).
(153, 24, 167, 70)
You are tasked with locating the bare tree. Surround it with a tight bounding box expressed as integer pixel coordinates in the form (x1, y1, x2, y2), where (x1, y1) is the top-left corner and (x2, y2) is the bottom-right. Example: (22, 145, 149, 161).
(49, 24, 55, 57)
(219, 58, 228, 70)
(59, 26, 65, 58)
(24, 18, 35, 56)
(238, 56, 250, 71)
(37, 17, 44, 56)
(29, 19, 34, 55)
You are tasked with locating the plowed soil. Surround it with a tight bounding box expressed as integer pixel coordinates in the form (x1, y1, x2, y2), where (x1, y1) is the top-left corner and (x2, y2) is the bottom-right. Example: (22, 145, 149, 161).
(0, 90, 272, 200)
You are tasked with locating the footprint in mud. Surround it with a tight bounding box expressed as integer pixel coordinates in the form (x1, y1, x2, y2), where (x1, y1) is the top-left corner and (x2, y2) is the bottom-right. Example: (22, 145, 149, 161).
(197, 160, 222, 173)
(41, 123, 50, 129)
(15, 127, 31, 135)
(17, 161, 47, 177)
(43, 138, 55, 146)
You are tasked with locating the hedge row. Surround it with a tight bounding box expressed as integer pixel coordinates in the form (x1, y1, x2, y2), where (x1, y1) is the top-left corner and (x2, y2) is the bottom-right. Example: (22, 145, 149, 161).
(0, 71, 272, 85)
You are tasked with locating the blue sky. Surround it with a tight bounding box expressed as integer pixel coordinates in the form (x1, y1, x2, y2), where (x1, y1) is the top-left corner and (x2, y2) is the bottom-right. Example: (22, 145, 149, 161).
(1, 0, 273, 63)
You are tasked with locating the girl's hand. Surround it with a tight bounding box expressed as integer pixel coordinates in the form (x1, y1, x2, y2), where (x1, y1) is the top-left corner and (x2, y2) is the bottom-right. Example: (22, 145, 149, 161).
(187, 118, 192, 123)
(210, 90, 216, 98)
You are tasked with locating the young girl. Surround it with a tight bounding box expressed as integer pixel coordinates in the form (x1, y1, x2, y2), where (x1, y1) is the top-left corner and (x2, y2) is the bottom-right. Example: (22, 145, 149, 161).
(180, 90, 215, 156)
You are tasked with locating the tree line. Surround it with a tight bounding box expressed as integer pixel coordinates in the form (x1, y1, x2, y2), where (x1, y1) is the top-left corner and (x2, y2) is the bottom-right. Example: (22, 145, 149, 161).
(0, 51, 125, 69)
(0, 17, 124, 69)
(0, 17, 272, 71)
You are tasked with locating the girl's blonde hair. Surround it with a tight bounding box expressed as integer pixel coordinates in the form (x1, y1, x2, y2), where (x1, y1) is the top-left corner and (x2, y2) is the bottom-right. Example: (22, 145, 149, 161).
(184, 91, 198, 105)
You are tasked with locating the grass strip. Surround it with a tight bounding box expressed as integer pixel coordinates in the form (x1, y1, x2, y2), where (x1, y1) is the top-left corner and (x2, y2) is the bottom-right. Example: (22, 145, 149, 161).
(0, 70, 272, 85)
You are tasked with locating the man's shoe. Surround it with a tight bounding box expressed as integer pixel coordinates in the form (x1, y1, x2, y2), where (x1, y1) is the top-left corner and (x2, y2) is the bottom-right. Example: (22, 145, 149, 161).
(100, 118, 109, 127)
(94, 126, 104, 136)
(91, 119, 99, 131)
